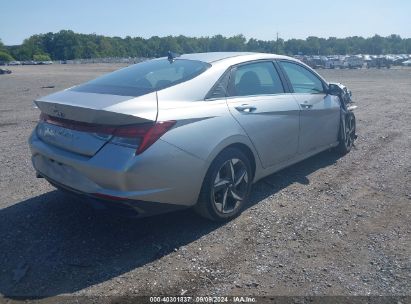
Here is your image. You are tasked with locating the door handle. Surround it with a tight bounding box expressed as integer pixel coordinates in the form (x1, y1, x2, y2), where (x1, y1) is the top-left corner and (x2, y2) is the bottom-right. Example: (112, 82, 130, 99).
(300, 103, 313, 109)
(235, 104, 257, 113)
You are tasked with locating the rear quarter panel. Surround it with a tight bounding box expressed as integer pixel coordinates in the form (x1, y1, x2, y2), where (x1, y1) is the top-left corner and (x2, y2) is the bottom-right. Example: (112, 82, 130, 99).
(157, 99, 262, 182)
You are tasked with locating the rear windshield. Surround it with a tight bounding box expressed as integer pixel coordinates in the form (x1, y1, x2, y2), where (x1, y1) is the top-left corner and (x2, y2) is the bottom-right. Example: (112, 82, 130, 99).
(71, 59, 210, 96)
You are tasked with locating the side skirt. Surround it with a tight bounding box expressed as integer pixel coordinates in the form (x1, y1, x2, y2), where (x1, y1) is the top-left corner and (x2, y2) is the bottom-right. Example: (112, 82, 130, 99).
(254, 142, 339, 182)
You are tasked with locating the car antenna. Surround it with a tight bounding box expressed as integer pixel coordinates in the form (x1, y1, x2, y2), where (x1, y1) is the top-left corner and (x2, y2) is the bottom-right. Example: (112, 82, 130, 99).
(167, 51, 180, 63)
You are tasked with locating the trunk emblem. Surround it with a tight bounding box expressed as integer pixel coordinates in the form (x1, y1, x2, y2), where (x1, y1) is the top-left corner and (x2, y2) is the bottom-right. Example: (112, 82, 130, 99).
(41, 124, 75, 140)
(52, 106, 65, 118)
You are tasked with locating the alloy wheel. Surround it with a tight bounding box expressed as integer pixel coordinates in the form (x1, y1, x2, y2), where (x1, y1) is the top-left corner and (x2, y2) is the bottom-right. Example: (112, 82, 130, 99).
(344, 115, 356, 148)
(212, 158, 249, 214)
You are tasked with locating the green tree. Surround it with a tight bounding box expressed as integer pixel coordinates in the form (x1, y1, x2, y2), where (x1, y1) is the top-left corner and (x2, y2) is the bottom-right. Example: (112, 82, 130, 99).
(225, 35, 246, 51)
(367, 35, 386, 54)
(0, 51, 14, 62)
(209, 35, 227, 52)
(284, 39, 305, 55)
(0, 39, 15, 61)
(159, 36, 182, 55)
(405, 38, 411, 53)
(305, 36, 321, 54)
(7, 31, 410, 61)
(33, 53, 51, 61)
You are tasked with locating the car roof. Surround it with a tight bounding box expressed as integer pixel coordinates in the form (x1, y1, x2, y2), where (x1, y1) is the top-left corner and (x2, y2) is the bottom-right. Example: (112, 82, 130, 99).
(179, 52, 254, 63)
(178, 52, 291, 64)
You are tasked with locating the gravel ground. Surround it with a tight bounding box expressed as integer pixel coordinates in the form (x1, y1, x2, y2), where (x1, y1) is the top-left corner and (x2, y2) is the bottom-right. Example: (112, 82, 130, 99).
(0, 64, 410, 301)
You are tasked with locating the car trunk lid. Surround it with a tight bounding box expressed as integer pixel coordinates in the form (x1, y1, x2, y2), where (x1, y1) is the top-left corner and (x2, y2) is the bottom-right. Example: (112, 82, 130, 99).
(34, 90, 158, 156)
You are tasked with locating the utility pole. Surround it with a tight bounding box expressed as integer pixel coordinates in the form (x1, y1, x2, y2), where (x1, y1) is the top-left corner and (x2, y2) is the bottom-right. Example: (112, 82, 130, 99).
(276, 32, 279, 54)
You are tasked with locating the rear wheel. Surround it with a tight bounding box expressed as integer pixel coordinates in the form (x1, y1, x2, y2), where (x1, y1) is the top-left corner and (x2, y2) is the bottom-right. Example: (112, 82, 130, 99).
(336, 112, 356, 154)
(195, 148, 252, 221)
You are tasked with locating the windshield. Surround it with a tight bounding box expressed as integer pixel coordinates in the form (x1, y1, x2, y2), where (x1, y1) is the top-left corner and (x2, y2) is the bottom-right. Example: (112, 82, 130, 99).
(71, 59, 210, 96)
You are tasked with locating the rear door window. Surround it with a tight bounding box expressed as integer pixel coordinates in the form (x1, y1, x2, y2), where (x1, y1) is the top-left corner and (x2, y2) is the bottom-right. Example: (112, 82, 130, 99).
(228, 61, 284, 97)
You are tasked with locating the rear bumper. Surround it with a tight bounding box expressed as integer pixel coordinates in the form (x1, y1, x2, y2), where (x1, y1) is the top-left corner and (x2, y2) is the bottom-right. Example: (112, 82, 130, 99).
(43, 175, 185, 217)
(29, 129, 207, 207)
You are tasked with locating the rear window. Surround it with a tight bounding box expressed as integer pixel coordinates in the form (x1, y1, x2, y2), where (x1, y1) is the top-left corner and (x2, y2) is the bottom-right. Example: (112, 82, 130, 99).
(71, 59, 210, 96)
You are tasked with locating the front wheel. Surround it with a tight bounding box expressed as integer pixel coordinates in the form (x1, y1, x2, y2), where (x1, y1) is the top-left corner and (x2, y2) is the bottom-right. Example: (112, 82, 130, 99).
(194, 148, 252, 221)
(336, 112, 356, 155)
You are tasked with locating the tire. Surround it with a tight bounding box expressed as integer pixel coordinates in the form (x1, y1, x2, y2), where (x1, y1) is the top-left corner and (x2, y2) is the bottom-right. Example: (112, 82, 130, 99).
(194, 148, 253, 221)
(336, 112, 356, 155)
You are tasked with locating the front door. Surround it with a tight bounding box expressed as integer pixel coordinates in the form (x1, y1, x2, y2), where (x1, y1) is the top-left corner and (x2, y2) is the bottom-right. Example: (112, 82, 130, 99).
(278, 61, 340, 154)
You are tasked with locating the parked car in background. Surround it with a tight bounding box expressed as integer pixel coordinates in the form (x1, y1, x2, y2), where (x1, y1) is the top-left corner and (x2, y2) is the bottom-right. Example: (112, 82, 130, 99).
(402, 59, 411, 66)
(326, 56, 344, 69)
(302, 56, 327, 69)
(22, 60, 38, 65)
(367, 57, 391, 69)
(8, 61, 21, 65)
(0, 68, 12, 74)
(29, 52, 356, 221)
(344, 56, 364, 69)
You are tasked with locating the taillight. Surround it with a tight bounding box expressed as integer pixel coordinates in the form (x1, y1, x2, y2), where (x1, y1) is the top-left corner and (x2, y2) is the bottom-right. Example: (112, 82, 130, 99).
(111, 121, 176, 154)
(39, 113, 175, 155)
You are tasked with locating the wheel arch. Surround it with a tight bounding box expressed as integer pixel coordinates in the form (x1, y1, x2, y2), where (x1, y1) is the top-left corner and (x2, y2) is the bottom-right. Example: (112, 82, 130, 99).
(204, 136, 261, 182)
(195, 140, 257, 221)
(223, 143, 256, 180)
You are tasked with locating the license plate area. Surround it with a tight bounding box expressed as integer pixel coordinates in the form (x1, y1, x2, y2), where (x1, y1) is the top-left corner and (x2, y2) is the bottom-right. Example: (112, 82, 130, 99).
(36, 122, 108, 156)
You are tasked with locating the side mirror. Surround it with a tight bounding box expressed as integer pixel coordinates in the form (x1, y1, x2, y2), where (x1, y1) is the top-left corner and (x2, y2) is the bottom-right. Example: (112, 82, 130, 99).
(327, 83, 342, 96)
(327, 82, 353, 103)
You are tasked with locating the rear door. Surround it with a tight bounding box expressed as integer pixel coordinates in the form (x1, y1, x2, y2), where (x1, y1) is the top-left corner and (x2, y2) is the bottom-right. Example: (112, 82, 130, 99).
(226, 61, 300, 168)
(278, 60, 340, 154)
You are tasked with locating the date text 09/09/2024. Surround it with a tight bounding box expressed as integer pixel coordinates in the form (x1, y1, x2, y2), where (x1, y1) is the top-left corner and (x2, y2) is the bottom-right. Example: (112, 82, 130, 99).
(149, 296, 256, 303)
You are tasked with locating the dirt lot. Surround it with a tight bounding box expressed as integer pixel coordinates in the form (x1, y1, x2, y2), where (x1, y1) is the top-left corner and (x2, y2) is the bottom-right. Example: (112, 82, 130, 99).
(0, 64, 410, 301)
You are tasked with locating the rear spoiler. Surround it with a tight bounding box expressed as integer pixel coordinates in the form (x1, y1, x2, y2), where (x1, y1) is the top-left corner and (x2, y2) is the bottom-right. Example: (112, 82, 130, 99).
(34, 90, 158, 125)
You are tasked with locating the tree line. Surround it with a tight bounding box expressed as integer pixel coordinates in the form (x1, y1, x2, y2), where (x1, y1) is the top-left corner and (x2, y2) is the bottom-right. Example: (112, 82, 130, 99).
(1, 30, 411, 62)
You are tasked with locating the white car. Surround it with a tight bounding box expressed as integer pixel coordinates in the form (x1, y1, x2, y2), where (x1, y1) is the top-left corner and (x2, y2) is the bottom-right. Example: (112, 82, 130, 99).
(8, 61, 21, 66)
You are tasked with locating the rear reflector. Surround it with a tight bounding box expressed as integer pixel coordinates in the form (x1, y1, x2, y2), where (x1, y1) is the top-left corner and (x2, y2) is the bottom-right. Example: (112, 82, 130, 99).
(40, 113, 176, 155)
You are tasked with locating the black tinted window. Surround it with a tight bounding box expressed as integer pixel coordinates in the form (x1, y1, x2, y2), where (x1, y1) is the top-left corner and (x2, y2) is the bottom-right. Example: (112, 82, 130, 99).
(205, 70, 231, 99)
(71, 59, 210, 96)
(229, 61, 284, 97)
(279, 61, 324, 94)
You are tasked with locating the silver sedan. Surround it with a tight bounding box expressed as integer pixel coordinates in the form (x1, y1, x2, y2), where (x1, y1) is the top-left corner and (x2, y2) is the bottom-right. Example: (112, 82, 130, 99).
(29, 52, 356, 221)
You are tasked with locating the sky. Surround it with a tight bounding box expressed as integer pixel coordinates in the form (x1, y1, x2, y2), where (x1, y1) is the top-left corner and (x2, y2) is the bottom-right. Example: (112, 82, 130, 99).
(0, 0, 410, 45)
